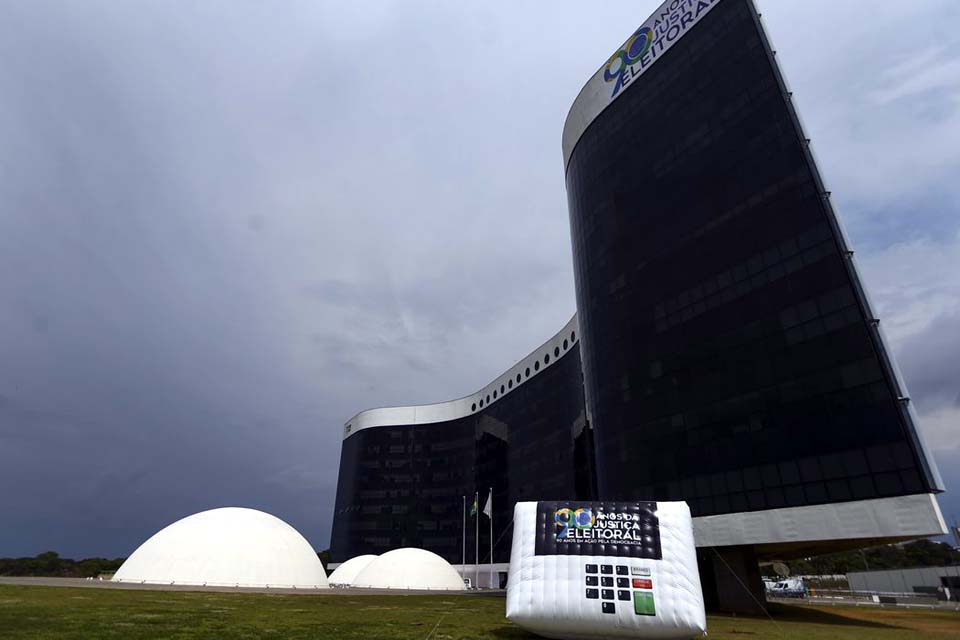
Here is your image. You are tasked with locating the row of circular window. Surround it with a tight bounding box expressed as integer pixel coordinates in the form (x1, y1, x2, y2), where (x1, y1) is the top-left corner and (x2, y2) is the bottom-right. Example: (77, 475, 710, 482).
(471, 331, 576, 412)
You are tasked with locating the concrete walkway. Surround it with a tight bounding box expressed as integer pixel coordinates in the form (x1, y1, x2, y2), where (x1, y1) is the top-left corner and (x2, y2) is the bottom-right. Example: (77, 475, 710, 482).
(0, 576, 504, 597)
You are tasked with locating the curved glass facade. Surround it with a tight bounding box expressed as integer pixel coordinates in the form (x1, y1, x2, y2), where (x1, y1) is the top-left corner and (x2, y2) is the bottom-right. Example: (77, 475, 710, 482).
(330, 329, 594, 563)
(331, 1, 945, 609)
(565, 0, 941, 517)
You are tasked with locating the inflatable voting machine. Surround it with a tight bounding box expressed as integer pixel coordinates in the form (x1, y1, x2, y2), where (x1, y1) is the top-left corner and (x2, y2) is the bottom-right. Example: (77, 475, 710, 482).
(506, 501, 705, 639)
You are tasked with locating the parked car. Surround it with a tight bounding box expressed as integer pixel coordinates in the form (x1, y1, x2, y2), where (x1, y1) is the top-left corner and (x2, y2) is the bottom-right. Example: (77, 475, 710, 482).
(766, 578, 807, 598)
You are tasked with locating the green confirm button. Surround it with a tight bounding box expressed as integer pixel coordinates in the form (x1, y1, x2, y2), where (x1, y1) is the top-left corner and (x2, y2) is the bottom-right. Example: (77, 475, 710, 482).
(633, 591, 656, 616)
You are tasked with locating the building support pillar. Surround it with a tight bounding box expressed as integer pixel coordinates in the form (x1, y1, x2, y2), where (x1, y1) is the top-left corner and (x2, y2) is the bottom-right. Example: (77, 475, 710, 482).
(697, 545, 767, 614)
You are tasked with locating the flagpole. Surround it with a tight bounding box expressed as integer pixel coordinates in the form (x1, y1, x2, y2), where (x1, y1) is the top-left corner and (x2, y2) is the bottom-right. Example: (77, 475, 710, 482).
(461, 495, 466, 583)
(488, 486, 493, 589)
(474, 491, 479, 589)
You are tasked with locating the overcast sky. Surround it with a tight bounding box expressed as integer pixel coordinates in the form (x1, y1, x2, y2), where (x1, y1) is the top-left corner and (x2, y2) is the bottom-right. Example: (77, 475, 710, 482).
(1, 0, 958, 558)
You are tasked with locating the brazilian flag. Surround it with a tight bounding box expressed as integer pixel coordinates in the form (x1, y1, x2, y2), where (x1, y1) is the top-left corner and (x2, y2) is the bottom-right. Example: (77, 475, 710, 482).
(470, 493, 478, 517)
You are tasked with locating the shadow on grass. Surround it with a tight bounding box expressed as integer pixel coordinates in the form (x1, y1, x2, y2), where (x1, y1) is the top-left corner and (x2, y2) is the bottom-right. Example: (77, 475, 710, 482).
(489, 604, 905, 639)
(489, 626, 539, 638)
(713, 602, 901, 630)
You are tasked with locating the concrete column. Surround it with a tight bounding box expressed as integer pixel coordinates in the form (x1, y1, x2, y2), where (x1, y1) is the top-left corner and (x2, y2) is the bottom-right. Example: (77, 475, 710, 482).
(697, 545, 767, 614)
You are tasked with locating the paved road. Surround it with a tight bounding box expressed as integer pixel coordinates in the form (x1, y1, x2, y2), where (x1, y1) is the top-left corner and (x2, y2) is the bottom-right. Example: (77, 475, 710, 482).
(0, 576, 504, 597)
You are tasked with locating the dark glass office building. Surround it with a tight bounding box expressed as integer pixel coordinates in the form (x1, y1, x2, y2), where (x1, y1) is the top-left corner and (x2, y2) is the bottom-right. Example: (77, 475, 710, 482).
(331, 318, 595, 571)
(331, 0, 945, 610)
(566, 0, 942, 518)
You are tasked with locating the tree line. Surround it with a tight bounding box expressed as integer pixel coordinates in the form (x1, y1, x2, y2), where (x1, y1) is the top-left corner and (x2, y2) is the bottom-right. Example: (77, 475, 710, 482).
(0, 551, 125, 578)
(763, 539, 960, 577)
(5, 540, 956, 579)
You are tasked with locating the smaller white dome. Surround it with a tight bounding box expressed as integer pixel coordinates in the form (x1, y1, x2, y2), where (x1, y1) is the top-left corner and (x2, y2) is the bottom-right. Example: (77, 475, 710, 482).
(352, 548, 465, 590)
(328, 555, 378, 586)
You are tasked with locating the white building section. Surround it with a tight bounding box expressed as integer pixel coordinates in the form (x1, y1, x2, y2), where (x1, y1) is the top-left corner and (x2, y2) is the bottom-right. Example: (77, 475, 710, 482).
(351, 548, 466, 590)
(343, 314, 579, 439)
(562, 0, 723, 167)
(693, 493, 946, 554)
(112, 507, 328, 589)
(327, 554, 378, 586)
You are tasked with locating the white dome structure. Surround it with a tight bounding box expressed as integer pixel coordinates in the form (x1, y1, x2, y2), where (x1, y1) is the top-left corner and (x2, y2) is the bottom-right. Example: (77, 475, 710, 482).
(351, 548, 465, 590)
(113, 507, 328, 589)
(327, 554, 378, 586)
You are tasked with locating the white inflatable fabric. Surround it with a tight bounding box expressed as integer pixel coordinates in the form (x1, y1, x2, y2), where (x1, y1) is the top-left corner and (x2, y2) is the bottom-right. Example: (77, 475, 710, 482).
(506, 501, 705, 639)
(328, 555, 378, 586)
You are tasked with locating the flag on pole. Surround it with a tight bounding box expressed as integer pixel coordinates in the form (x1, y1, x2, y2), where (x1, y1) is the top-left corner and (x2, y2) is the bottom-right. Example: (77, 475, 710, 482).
(486, 487, 493, 589)
(474, 491, 479, 587)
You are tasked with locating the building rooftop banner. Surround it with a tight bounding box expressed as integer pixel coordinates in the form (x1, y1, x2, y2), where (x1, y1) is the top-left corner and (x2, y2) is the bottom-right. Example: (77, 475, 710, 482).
(562, 0, 722, 166)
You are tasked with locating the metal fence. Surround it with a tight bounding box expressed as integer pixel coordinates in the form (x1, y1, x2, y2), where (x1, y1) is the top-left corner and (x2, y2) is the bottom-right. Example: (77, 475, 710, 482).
(770, 588, 960, 610)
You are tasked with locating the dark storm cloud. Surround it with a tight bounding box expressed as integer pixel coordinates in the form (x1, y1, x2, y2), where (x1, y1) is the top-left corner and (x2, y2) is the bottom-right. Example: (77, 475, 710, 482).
(1, 0, 958, 558)
(0, 0, 583, 557)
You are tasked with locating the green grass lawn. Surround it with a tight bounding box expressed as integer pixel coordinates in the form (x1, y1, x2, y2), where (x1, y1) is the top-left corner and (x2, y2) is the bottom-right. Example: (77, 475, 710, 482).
(0, 585, 958, 639)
